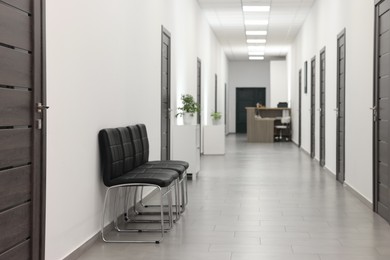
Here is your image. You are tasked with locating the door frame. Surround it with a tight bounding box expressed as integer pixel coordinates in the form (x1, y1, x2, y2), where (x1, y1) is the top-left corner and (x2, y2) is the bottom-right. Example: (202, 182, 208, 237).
(298, 69, 302, 147)
(161, 26, 171, 160)
(336, 28, 346, 183)
(224, 83, 227, 127)
(197, 58, 202, 153)
(373, 0, 380, 214)
(319, 47, 326, 167)
(310, 56, 316, 159)
(32, 0, 46, 258)
(215, 74, 218, 112)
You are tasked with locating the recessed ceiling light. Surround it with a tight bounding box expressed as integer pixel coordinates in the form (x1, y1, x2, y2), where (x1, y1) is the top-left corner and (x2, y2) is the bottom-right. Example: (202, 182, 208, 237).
(248, 51, 265, 55)
(245, 20, 269, 26)
(249, 56, 265, 60)
(246, 31, 267, 36)
(247, 39, 267, 44)
(243, 6, 270, 12)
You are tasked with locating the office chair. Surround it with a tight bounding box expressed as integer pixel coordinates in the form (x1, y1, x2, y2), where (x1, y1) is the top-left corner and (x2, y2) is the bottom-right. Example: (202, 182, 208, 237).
(275, 110, 291, 141)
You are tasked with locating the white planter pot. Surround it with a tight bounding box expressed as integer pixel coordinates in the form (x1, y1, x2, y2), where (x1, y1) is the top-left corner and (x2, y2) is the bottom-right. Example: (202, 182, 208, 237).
(212, 119, 220, 125)
(183, 113, 195, 125)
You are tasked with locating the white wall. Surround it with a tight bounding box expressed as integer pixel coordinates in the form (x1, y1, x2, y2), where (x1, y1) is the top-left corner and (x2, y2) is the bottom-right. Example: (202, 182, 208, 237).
(289, 0, 374, 201)
(228, 61, 270, 133)
(270, 60, 288, 107)
(45, 0, 228, 259)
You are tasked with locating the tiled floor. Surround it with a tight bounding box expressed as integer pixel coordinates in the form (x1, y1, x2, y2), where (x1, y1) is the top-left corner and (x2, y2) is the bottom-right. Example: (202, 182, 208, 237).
(76, 134, 390, 260)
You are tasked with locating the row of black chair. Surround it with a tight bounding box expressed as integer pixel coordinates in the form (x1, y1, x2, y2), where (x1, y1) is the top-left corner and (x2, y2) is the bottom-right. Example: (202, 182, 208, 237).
(98, 124, 188, 243)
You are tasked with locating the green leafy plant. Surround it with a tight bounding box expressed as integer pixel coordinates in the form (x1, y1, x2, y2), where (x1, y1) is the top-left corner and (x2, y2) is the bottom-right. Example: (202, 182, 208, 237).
(210, 111, 222, 120)
(175, 94, 200, 117)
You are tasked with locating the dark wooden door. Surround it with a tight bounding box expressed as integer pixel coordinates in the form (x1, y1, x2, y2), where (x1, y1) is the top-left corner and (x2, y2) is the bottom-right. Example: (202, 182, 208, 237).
(311, 57, 316, 159)
(0, 0, 45, 259)
(236, 88, 266, 133)
(161, 27, 171, 160)
(298, 69, 302, 147)
(336, 29, 346, 183)
(319, 48, 326, 167)
(374, 0, 390, 223)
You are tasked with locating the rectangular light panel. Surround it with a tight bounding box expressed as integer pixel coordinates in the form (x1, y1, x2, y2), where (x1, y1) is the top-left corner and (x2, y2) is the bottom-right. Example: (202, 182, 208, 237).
(243, 6, 271, 12)
(246, 31, 267, 36)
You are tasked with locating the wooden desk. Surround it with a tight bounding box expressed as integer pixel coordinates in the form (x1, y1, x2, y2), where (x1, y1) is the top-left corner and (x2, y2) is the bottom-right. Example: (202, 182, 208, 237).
(246, 107, 291, 142)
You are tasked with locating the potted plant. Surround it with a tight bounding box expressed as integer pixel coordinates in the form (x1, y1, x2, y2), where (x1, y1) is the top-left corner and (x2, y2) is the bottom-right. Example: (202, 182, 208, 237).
(210, 111, 222, 125)
(176, 94, 200, 125)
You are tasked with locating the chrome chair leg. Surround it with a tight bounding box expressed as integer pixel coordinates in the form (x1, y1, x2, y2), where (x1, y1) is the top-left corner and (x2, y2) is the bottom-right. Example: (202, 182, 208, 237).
(101, 184, 173, 243)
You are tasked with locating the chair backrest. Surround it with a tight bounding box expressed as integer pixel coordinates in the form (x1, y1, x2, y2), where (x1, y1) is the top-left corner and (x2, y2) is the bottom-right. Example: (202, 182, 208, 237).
(137, 124, 149, 164)
(127, 125, 144, 168)
(98, 128, 125, 187)
(117, 127, 136, 172)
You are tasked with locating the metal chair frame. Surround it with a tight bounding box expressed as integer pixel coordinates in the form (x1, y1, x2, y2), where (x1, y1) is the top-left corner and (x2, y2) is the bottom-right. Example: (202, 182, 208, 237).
(137, 172, 188, 217)
(101, 182, 174, 244)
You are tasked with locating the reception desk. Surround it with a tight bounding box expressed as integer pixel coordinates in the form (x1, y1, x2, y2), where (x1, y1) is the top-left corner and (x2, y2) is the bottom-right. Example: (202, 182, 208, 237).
(246, 107, 291, 142)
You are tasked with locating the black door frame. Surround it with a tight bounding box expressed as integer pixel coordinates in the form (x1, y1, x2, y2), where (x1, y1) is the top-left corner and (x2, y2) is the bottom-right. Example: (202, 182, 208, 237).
(215, 74, 218, 112)
(34, 1, 46, 258)
(319, 47, 326, 167)
(224, 83, 227, 126)
(197, 58, 202, 152)
(311, 56, 316, 159)
(161, 26, 171, 160)
(298, 69, 302, 147)
(336, 28, 346, 183)
(373, 0, 380, 215)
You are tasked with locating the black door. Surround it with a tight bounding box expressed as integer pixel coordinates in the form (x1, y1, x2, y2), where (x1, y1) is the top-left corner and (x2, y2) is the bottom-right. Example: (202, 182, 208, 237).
(336, 29, 346, 183)
(311, 57, 316, 158)
(319, 48, 326, 167)
(236, 88, 266, 133)
(374, 0, 390, 223)
(298, 69, 302, 147)
(0, 0, 45, 259)
(161, 27, 171, 160)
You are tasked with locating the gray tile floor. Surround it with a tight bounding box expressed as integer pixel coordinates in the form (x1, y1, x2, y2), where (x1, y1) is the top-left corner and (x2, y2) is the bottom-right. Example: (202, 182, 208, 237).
(76, 134, 390, 260)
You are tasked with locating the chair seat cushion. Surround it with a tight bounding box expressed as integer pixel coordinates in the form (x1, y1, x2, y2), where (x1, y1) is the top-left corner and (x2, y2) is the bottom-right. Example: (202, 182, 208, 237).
(108, 168, 178, 187)
(137, 163, 186, 176)
(147, 160, 189, 170)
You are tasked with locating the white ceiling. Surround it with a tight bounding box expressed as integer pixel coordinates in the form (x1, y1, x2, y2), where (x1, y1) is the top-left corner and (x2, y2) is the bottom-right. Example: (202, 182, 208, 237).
(197, 0, 316, 60)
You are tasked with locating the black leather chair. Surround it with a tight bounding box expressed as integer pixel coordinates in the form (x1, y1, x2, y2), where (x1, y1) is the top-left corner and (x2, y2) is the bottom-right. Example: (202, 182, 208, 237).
(134, 124, 189, 213)
(98, 127, 178, 243)
(118, 126, 181, 220)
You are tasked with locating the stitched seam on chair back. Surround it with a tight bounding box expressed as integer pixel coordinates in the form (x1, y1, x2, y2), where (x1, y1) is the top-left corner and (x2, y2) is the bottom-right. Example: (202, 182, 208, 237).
(106, 128, 125, 181)
(117, 127, 136, 173)
(137, 124, 150, 163)
(128, 126, 143, 167)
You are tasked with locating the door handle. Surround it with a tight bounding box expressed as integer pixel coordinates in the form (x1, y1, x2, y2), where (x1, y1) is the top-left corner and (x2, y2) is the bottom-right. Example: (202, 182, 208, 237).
(37, 102, 49, 113)
(370, 106, 377, 122)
